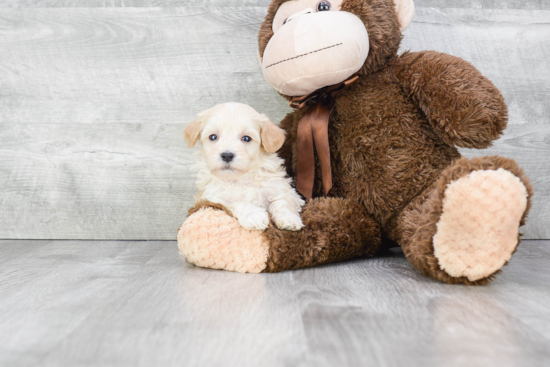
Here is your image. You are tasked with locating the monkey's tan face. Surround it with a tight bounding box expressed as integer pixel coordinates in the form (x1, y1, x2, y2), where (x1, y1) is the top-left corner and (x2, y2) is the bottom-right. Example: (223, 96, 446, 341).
(261, 0, 369, 96)
(260, 0, 416, 97)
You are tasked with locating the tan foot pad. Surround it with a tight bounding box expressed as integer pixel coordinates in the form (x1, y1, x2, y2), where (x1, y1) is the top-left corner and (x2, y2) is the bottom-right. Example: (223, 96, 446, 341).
(177, 208, 269, 273)
(433, 169, 528, 282)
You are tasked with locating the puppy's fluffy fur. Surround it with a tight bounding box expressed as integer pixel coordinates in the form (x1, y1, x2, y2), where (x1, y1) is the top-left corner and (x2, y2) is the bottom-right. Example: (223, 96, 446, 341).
(184, 102, 304, 231)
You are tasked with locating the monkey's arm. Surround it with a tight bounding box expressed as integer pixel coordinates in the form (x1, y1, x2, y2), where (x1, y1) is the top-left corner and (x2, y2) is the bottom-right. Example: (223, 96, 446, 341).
(392, 51, 507, 149)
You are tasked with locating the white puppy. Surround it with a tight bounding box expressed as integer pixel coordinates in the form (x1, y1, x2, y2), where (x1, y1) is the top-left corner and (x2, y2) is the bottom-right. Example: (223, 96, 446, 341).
(184, 102, 305, 231)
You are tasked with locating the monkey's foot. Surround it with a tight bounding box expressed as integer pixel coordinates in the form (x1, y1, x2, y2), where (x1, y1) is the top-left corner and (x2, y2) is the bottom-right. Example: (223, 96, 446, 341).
(433, 169, 528, 281)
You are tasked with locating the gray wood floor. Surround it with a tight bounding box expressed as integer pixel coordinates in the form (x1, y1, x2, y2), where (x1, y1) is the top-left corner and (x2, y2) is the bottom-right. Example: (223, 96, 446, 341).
(1, 239, 549, 367)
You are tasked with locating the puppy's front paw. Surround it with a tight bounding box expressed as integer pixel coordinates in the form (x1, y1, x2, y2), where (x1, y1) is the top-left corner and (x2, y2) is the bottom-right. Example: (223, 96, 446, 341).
(272, 211, 304, 231)
(238, 209, 269, 231)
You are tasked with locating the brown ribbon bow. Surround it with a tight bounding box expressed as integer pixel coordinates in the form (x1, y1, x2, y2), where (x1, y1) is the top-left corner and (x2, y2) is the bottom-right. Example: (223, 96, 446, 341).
(289, 76, 359, 199)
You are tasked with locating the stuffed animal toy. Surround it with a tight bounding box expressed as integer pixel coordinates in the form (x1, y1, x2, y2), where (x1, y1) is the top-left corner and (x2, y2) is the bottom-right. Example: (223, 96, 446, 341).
(178, 0, 533, 284)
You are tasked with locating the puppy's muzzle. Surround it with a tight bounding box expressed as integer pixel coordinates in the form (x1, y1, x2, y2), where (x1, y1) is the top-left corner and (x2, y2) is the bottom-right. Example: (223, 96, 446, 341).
(220, 152, 234, 163)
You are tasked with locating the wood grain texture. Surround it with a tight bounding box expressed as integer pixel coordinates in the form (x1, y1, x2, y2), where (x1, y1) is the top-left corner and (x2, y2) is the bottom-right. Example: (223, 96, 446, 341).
(0, 239, 549, 366)
(459, 125, 550, 239)
(0, 123, 196, 239)
(1, 0, 549, 9)
(415, 0, 550, 9)
(0, 6, 548, 239)
(0, 7, 288, 123)
(0, 0, 273, 7)
(0, 7, 288, 239)
(401, 8, 550, 126)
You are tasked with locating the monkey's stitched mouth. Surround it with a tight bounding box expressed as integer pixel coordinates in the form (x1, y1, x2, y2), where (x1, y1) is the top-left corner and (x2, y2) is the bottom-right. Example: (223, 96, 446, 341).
(265, 43, 343, 69)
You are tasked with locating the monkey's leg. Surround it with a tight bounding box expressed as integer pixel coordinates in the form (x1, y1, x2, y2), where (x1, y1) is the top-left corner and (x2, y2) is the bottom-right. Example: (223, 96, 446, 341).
(396, 156, 533, 285)
(178, 197, 382, 273)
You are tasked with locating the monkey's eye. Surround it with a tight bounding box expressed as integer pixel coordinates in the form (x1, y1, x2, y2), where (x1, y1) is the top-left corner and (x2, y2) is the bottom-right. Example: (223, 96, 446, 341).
(317, 1, 331, 11)
(242, 136, 252, 143)
(209, 134, 218, 141)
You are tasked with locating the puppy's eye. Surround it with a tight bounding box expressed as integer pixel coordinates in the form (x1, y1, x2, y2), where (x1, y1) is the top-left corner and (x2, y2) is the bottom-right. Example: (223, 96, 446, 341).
(242, 136, 252, 143)
(209, 134, 218, 141)
(317, 1, 331, 11)
(283, 18, 288, 25)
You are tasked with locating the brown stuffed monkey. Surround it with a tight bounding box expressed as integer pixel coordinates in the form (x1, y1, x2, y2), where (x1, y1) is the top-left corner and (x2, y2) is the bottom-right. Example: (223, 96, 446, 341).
(178, 0, 533, 285)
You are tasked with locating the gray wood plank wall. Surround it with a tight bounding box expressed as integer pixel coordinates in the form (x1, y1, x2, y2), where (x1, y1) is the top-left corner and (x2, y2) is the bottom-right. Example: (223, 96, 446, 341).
(0, 1, 548, 239)
(1, 1, 550, 9)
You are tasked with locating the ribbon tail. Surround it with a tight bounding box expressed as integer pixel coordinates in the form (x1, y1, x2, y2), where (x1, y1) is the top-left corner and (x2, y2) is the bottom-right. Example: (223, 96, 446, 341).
(310, 103, 333, 196)
(292, 76, 358, 198)
(296, 111, 315, 199)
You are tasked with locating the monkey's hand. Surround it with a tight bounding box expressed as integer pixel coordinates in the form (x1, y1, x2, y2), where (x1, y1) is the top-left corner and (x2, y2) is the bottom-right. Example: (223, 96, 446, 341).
(392, 51, 507, 149)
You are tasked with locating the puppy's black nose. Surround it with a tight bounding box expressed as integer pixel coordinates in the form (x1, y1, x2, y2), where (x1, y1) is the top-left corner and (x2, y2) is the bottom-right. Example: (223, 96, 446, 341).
(220, 152, 234, 162)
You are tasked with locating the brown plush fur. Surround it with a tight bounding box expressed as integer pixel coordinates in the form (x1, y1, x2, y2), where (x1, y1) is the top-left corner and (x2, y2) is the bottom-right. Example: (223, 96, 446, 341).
(394, 156, 533, 285)
(180, 0, 533, 284)
(392, 51, 508, 149)
(188, 199, 234, 217)
(252, 0, 533, 284)
(263, 197, 382, 272)
(187, 198, 382, 272)
(259, 0, 403, 76)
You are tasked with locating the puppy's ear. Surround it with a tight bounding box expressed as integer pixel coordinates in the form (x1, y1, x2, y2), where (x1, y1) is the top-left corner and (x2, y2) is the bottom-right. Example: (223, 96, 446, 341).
(184, 109, 210, 148)
(256, 114, 286, 153)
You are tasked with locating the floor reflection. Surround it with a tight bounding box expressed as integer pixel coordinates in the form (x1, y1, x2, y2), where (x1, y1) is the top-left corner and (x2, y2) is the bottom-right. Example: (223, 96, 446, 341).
(433, 292, 518, 367)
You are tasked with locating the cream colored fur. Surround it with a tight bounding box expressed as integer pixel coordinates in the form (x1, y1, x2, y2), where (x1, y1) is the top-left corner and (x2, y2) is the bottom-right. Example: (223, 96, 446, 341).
(185, 103, 305, 231)
(393, 0, 415, 31)
(272, 0, 345, 33)
(271, 0, 414, 33)
(262, 7, 369, 96)
(261, 0, 414, 96)
(433, 169, 528, 282)
(178, 208, 269, 273)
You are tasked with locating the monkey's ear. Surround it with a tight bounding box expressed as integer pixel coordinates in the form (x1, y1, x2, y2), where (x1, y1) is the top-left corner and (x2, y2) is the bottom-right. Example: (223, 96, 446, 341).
(184, 109, 210, 148)
(394, 0, 415, 31)
(256, 114, 286, 153)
